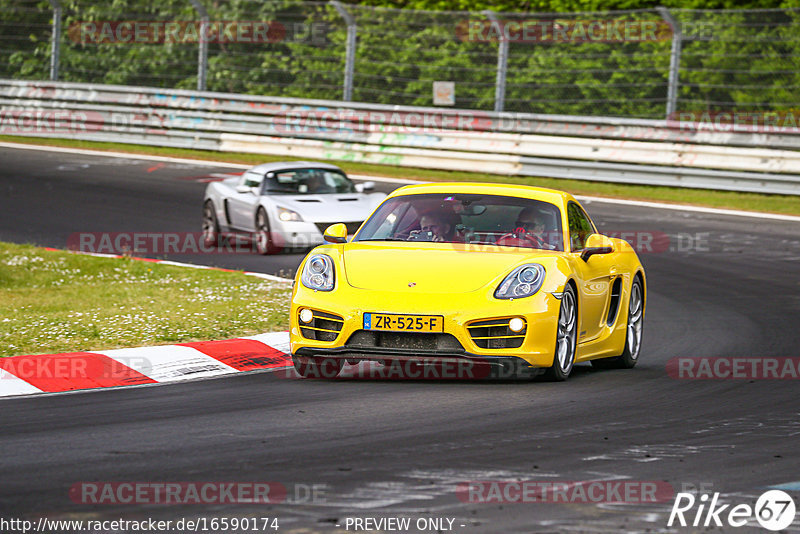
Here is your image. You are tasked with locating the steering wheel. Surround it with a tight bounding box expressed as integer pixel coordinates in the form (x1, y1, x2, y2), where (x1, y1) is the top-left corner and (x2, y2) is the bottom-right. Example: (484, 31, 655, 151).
(496, 228, 546, 248)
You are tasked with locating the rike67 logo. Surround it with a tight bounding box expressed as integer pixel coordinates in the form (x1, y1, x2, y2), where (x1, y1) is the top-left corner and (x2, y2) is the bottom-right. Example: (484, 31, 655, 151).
(668, 490, 796, 531)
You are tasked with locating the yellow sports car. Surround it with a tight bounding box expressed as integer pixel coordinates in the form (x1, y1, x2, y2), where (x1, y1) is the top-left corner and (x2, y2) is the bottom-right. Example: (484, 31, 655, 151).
(289, 183, 645, 381)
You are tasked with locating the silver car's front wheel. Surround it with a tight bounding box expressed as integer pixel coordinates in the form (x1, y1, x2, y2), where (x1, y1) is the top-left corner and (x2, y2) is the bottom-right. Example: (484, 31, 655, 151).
(545, 285, 577, 381)
(254, 208, 275, 255)
(202, 201, 219, 248)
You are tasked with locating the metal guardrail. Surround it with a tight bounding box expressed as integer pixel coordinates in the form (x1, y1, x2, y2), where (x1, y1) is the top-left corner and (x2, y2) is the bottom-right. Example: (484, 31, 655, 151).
(1, 80, 800, 195)
(8, 3, 800, 120)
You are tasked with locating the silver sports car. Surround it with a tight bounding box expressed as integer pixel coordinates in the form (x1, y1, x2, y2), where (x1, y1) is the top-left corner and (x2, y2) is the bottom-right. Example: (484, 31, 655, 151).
(202, 162, 386, 254)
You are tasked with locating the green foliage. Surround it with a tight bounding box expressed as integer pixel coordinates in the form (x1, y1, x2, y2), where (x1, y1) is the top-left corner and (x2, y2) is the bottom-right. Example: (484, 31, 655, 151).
(58, 0, 197, 86)
(348, 0, 800, 10)
(0, 0, 52, 80)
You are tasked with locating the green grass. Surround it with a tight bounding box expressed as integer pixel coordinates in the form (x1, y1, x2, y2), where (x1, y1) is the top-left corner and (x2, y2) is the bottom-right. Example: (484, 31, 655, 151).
(3, 135, 799, 215)
(0, 242, 292, 357)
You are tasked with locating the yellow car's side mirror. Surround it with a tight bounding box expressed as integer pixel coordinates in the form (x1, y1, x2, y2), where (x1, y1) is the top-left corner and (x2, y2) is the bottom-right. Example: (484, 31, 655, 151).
(323, 223, 348, 244)
(581, 233, 614, 262)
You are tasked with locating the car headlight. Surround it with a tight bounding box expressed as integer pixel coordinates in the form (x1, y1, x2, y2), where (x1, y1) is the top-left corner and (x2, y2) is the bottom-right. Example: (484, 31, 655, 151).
(277, 207, 303, 222)
(495, 264, 546, 299)
(301, 254, 335, 291)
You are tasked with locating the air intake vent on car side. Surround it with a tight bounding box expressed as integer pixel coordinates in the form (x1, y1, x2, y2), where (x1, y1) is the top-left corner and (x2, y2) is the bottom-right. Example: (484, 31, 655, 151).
(606, 277, 623, 326)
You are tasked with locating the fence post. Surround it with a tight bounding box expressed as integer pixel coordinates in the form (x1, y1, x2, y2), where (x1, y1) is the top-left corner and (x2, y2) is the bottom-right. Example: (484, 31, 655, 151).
(47, 0, 61, 81)
(330, 1, 356, 101)
(483, 10, 507, 113)
(189, 0, 209, 91)
(657, 7, 682, 120)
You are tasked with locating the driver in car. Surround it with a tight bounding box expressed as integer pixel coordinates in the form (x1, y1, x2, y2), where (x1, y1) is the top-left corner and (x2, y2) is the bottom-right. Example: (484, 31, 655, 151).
(496, 208, 554, 249)
(303, 172, 332, 194)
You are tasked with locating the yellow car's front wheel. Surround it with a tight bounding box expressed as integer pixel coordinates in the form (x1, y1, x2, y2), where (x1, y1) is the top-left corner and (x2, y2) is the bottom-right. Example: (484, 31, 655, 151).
(544, 284, 577, 381)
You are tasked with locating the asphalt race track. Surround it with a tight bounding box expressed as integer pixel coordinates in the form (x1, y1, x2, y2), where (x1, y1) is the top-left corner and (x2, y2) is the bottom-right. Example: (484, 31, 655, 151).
(1, 144, 800, 533)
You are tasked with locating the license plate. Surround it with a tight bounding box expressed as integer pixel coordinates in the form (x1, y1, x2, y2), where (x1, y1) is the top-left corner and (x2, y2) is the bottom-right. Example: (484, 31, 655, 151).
(363, 313, 444, 333)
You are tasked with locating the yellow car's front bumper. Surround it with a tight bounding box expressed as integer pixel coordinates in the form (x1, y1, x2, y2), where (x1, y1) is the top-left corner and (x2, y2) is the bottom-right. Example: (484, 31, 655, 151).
(290, 283, 563, 371)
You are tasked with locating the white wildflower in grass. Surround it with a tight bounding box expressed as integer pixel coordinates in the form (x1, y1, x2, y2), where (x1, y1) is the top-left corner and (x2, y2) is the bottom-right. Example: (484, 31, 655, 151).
(3, 255, 45, 267)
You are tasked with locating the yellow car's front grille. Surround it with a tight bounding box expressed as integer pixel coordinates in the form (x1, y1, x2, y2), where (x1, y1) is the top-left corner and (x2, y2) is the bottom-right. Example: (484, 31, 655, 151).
(299, 310, 344, 342)
(467, 317, 527, 349)
(346, 331, 463, 351)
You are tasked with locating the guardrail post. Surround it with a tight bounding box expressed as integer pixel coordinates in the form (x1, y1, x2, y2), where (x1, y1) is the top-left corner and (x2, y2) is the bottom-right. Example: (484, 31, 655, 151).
(483, 10, 508, 113)
(657, 7, 682, 120)
(47, 0, 61, 81)
(189, 0, 209, 91)
(330, 1, 356, 101)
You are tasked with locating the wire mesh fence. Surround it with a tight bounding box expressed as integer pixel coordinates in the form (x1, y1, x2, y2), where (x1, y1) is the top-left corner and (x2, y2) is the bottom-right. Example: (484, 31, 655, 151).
(0, 0, 53, 81)
(1, 0, 799, 119)
(672, 8, 800, 116)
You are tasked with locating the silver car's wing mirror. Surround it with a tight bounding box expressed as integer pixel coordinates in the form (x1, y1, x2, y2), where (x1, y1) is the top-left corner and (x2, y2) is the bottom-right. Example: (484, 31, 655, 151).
(355, 181, 375, 193)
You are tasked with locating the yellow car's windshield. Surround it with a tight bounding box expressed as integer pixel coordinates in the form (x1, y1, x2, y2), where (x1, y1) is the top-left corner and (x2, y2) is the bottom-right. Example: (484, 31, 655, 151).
(354, 193, 564, 251)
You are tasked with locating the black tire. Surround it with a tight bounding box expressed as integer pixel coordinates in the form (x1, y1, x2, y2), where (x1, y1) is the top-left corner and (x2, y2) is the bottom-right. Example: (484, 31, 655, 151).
(591, 276, 644, 370)
(202, 201, 220, 248)
(544, 284, 578, 381)
(254, 207, 278, 255)
(293, 356, 343, 379)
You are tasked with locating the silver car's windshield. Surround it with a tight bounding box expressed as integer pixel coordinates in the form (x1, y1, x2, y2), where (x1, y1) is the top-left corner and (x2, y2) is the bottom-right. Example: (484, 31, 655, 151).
(354, 193, 564, 251)
(263, 168, 356, 194)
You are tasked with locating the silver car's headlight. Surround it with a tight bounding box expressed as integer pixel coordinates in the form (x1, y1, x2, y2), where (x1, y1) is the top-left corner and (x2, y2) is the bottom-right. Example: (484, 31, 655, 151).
(277, 207, 303, 222)
(301, 254, 335, 291)
(495, 264, 546, 299)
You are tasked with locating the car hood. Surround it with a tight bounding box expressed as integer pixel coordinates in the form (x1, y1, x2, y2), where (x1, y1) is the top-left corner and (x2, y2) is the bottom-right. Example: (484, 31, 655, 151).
(271, 193, 385, 222)
(343, 242, 552, 293)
